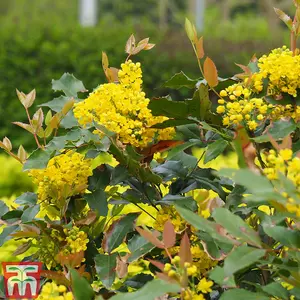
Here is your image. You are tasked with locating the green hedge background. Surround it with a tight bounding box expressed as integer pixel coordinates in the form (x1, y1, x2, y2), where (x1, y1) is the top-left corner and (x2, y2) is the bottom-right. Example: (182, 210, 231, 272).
(0, 0, 291, 197)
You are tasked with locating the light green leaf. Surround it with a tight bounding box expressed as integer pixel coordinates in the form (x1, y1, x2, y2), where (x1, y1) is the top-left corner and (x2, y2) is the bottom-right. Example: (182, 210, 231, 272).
(110, 279, 180, 300)
(70, 269, 94, 300)
(262, 282, 289, 300)
(212, 208, 262, 248)
(263, 224, 300, 249)
(163, 71, 200, 89)
(224, 245, 265, 276)
(52, 73, 86, 97)
(220, 289, 269, 300)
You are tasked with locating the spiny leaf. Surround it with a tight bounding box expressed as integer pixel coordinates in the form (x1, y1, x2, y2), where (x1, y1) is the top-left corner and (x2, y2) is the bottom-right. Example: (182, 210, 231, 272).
(204, 57, 218, 88)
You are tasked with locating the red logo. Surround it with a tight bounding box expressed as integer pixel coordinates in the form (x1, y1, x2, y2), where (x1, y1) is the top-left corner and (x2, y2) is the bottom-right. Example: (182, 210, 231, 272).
(2, 262, 42, 299)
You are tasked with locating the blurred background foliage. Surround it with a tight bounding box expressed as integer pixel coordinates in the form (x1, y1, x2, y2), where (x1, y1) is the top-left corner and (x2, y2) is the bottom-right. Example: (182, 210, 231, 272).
(0, 0, 293, 196)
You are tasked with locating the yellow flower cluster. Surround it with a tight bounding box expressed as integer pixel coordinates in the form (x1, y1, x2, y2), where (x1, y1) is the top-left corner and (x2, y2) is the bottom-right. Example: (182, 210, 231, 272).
(216, 84, 272, 130)
(37, 282, 73, 300)
(36, 236, 58, 269)
(252, 46, 300, 97)
(29, 151, 92, 209)
(164, 255, 213, 300)
(74, 60, 175, 148)
(63, 226, 89, 254)
(216, 47, 300, 129)
(264, 149, 300, 217)
(154, 206, 186, 232)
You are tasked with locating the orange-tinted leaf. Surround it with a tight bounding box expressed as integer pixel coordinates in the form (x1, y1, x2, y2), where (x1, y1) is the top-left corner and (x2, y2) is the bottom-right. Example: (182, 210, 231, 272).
(13, 122, 34, 134)
(116, 255, 128, 279)
(135, 227, 164, 249)
(40, 270, 70, 286)
(56, 251, 84, 268)
(163, 220, 176, 248)
(21, 224, 40, 234)
(75, 211, 97, 226)
(10, 231, 38, 238)
(204, 57, 218, 88)
(196, 37, 204, 59)
(141, 140, 184, 158)
(144, 43, 156, 50)
(147, 259, 165, 271)
(156, 272, 178, 284)
(178, 232, 192, 267)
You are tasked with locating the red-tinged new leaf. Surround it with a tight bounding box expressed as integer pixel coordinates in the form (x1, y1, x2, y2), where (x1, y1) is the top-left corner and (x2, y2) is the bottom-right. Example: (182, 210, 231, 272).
(196, 37, 204, 59)
(135, 227, 164, 249)
(156, 272, 178, 284)
(274, 8, 293, 30)
(204, 57, 218, 88)
(56, 251, 85, 268)
(12, 122, 34, 134)
(2, 137, 12, 151)
(125, 34, 135, 54)
(75, 211, 97, 226)
(163, 220, 176, 248)
(178, 232, 192, 267)
(148, 259, 165, 271)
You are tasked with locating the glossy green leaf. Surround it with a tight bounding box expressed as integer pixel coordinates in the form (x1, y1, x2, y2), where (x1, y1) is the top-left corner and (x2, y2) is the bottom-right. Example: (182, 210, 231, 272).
(209, 266, 236, 288)
(21, 205, 40, 222)
(102, 213, 140, 253)
(252, 119, 296, 143)
(23, 149, 54, 171)
(84, 189, 108, 217)
(127, 234, 156, 263)
(0, 225, 19, 247)
(163, 71, 200, 89)
(94, 253, 118, 288)
(204, 139, 228, 163)
(40, 95, 71, 112)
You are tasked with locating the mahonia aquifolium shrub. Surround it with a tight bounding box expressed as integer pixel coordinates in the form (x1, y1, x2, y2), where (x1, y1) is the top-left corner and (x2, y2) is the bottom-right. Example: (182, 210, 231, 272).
(1, 2, 300, 300)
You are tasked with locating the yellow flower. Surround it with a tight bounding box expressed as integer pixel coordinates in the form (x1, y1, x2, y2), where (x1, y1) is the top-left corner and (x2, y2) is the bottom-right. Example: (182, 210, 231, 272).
(74, 60, 175, 148)
(197, 277, 213, 294)
(37, 282, 73, 300)
(29, 151, 92, 210)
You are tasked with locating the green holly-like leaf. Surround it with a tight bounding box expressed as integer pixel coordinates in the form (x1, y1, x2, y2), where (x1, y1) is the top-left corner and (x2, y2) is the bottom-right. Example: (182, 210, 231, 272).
(204, 139, 228, 164)
(40, 95, 71, 112)
(94, 253, 118, 288)
(84, 189, 108, 217)
(102, 213, 140, 253)
(23, 149, 55, 171)
(163, 71, 200, 89)
(52, 73, 86, 98)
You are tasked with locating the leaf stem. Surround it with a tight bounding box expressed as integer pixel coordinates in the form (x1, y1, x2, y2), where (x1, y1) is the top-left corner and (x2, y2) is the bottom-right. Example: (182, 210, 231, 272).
(25, 107, 42, 148)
